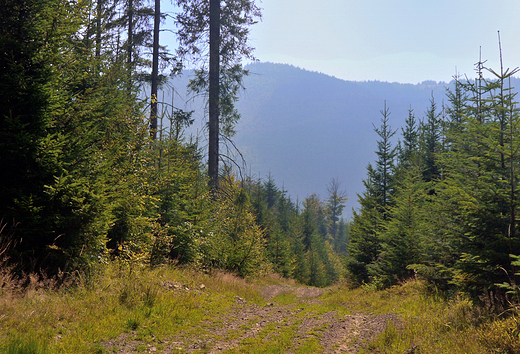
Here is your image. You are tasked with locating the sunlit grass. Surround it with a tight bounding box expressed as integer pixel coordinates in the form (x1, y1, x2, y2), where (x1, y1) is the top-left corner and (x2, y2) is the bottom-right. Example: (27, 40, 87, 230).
(1, 267, 518, 353)
(295, 337, 323, 353)
(324, 279, 501, 354)
(226, 322, 300, 354)
(0, 264, 264, 353)
(270, 292, 297, 305)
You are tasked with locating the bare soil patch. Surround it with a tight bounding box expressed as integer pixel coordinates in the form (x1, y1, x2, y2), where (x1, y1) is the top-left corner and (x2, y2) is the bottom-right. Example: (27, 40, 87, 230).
(261, 284, 327, 301)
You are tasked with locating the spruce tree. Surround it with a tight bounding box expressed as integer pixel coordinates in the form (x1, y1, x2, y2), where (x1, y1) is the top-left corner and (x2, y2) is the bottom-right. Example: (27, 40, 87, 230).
(398, 107, 419, 167)
(432, 55, 520, 300)
(346, 165, 382, 284)
(369, 163, 428, 286)
(445, 73, 467, 133)
(373, 101, 398, 218)
(0, 0, 154, 272)
(325, 178, 348, 253)
(421, 93, 442, 183)
(0, 0, 59, 266)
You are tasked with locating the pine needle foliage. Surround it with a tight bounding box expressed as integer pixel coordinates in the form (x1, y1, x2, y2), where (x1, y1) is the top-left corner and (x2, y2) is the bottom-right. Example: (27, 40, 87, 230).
(346, 50, 520, 307)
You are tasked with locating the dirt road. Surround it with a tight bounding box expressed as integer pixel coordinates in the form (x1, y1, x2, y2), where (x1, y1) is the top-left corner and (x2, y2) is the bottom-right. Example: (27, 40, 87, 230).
(179, 284, 395, 353)
(103, 284, 398, 353)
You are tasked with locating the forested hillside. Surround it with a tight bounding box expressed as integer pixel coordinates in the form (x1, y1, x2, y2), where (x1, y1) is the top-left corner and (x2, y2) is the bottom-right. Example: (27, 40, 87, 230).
(169, 63, 520, 216)
(234, 62, 450, 210)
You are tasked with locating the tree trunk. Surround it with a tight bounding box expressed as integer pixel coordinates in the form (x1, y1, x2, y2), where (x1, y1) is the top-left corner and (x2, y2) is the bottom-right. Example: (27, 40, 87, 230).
(127, 0, 133, 65)
(208, 0, 220, 192)
(126, 0, 134, 92)
(95, 0, 102, 59)
(150, 0, 160, 139)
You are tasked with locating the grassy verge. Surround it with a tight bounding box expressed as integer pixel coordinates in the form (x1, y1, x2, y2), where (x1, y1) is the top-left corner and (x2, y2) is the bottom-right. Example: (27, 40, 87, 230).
(322, 280, 520, 353)
(0, 264, 263, 353)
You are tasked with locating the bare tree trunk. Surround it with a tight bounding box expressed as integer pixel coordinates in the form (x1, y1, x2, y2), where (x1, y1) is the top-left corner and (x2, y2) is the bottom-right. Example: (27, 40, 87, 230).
(125, 0, 134, 92)
(150, 0, 160, 139)
(127, 0, 133, 65)
(95, 0, 102, 59)
(208, 0, 220, 191)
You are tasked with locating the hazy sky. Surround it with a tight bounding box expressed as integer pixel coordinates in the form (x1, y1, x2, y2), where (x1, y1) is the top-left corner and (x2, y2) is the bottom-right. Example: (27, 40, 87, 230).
(245, 0, 520, 84)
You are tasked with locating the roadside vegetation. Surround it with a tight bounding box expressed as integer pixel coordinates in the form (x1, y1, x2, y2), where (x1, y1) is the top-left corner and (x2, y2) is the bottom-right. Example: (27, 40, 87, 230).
(2, 265, 520, 353)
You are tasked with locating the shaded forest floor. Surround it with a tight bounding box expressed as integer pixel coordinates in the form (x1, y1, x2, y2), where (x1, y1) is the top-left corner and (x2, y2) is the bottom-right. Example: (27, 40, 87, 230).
(1, 265, 518, 353)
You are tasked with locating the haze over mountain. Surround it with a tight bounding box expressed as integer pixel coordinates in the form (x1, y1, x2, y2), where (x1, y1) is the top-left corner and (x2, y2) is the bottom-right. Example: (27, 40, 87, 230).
(167, 62, 519, 218)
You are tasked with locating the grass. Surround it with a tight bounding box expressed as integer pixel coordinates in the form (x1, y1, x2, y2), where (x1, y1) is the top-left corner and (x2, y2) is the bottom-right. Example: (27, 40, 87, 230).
(323, 280, 503, 354)
(1, 265, 519, 353)
(230, 322, 297, 353)
(270, 292, 297, 305)
(0, 264, 264, 353)
(3, 333, 51, 354)
(295, 338, 323, 353)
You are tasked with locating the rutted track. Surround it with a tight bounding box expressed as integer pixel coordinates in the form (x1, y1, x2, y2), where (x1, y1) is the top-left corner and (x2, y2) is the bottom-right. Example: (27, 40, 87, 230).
(102, 284, 398, 353)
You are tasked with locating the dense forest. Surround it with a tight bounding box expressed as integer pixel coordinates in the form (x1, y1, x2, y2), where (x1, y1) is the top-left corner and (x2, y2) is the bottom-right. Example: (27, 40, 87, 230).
(0, 0, 346, 288)
(2, 0, 520, 309)
(347, 60, 520, 306)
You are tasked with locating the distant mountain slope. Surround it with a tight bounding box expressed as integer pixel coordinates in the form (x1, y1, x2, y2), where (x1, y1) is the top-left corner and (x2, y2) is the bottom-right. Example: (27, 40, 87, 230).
(168, 62, 518, 218)
(232, 63, 448, 215)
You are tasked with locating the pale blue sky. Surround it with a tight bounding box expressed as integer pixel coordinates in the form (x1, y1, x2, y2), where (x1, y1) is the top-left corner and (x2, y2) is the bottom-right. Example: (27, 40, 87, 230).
(162, 1, 520, 84)
(246, 0, 520, 83)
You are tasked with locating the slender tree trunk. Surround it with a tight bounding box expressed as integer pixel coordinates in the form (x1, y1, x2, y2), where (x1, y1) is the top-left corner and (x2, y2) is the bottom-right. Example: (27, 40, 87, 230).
(124, 0, 133, 92)
(511, 141, 515, 241)
(208, 0, 220, 192)
(509, 77, 516, 242)
(499, 71, 506, 170)
(127, 0, 133, 65)
(150, 0, 160, 139)
(85, 0, 93, 50)
(95, 0, 102, 59)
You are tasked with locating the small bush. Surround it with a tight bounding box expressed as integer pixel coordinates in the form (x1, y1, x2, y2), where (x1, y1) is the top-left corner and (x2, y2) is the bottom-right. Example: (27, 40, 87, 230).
(366, 320, 403, 352)
(443, 297, 478, 331)
(118, 279, 159, 310)
(142, 284, 158, 308)
(118, 283, 139, 308)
